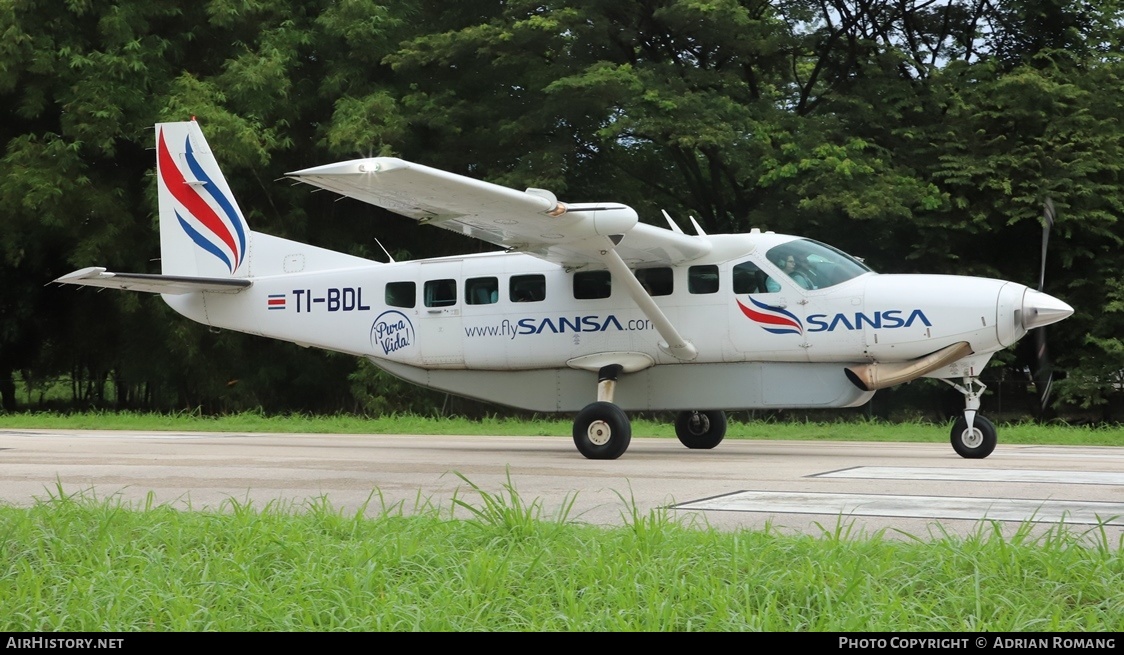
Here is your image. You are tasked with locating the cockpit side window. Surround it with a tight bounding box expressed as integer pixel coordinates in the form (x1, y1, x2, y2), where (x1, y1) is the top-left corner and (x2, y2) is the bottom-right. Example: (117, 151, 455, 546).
(768, 253, 816, 290)
(764, 239, 872, 290)
(732, 261, 777, 294)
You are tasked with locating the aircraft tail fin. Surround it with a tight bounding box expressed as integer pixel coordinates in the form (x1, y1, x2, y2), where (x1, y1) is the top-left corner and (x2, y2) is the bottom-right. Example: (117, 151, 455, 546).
(156, 121, 251, 279)
(155, 120, 377, 279)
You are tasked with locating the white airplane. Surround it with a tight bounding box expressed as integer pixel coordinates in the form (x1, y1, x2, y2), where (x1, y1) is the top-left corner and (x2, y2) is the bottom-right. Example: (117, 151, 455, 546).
(55, 120, 1074, 459)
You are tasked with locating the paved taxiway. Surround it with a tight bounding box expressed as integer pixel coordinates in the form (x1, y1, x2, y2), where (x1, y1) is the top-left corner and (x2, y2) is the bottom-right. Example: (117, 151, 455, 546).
(2, 429, 1123, 540)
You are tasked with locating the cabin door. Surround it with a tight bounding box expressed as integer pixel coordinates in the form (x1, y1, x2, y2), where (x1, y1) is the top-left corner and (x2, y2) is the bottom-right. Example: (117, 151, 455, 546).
(417, 260, 464, 367)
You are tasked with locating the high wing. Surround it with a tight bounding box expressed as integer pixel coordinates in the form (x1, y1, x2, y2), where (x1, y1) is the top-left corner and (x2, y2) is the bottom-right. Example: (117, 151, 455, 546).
(287, 158, 712, 269)
(53, 267, 251, 294)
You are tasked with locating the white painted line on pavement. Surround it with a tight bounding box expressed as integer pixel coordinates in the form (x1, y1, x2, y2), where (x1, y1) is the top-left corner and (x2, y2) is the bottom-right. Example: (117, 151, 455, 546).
(674, 491, 1124, 526)
(815, 466, 1124, 486)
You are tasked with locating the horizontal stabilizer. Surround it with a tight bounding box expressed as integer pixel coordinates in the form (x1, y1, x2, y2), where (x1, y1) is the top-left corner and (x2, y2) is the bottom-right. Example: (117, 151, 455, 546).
(53, 267, 251, 295)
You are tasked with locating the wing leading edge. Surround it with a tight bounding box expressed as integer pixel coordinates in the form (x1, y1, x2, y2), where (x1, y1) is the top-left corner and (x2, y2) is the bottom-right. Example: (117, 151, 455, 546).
(287, 157, 712, 269)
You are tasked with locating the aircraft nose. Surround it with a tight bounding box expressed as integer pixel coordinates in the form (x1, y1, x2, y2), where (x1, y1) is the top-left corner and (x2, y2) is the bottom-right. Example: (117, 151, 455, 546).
(1021, 289, 1074, 330)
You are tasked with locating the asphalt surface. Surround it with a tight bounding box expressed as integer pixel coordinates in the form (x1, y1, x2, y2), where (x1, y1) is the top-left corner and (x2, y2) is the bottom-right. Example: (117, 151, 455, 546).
(2, 429, 1123, 541)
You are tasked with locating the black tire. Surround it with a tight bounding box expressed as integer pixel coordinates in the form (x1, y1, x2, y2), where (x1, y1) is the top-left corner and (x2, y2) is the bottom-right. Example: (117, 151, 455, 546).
(573, 402, 632, 460)
(674, 410, 727, 449)
(950, 415, 997, 459)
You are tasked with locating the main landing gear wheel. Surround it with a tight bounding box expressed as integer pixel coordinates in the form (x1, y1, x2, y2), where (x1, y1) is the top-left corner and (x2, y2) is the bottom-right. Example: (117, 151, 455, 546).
(950, 415, 997, 459)
(573, 401, 632, 460)
(674, 410, 727, 449)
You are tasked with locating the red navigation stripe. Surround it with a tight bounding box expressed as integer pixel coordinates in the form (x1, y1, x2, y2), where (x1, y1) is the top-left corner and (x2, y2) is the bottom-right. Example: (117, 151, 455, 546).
(157, 129, 238, 260)
(736, 299, 798, 329)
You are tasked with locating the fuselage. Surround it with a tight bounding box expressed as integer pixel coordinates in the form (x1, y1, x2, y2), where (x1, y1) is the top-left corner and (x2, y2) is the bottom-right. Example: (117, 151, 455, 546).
(165, 231, 1033, 378)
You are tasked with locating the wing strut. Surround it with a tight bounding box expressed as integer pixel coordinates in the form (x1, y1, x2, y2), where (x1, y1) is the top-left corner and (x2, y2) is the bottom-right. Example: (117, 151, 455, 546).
(598, 241, 698, 361)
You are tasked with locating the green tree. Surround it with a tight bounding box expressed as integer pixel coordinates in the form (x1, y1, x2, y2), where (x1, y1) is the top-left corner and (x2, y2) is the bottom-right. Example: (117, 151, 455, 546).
(3, 0, 1124, 419)
(0, 0, 416, 412)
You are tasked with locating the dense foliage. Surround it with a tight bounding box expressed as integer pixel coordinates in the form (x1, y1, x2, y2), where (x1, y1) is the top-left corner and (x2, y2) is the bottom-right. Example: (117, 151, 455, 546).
(2, 0, 1123, 418)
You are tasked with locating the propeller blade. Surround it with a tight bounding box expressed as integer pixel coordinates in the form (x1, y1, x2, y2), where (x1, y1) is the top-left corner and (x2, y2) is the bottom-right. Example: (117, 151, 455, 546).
(1033, 198, 1057, 413)
(1034, 328, 1054, 412)
(1039, 198, 1054, 292)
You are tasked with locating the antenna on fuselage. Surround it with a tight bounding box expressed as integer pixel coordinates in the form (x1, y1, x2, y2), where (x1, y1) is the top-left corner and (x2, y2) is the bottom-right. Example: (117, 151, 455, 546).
(688, 215, 707, 236)
(374, 238, 395, 263)
(660, 210, 685, 234)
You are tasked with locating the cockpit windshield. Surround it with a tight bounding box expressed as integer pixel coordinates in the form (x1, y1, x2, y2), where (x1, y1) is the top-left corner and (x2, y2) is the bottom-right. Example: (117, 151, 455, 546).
(764, 239, 873, 290)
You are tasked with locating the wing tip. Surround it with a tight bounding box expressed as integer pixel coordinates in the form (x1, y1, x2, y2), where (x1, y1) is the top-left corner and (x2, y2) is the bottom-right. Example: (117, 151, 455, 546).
(54, 266, 110, 284)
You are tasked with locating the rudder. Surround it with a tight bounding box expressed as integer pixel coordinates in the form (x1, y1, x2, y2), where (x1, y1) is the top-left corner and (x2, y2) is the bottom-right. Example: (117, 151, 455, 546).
(156, 121, 250, 278)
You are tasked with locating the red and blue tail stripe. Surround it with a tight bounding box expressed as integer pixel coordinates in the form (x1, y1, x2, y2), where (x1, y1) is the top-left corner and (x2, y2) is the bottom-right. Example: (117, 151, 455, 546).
(736, 297, 804, 335)
(157, 128, 248, 273)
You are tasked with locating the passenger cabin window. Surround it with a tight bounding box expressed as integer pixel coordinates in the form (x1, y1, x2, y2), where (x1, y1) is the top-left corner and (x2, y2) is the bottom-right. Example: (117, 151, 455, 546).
(510, 274, 545, 302)
(688, 265, 719, 294)
(423, 279, 457, 307)
(634, 267, 672, 296)
(465, 277, 498, 305)
(573, 270, 611, 299)
(732, 261, 776, 294)
(385, 281, 416, 308)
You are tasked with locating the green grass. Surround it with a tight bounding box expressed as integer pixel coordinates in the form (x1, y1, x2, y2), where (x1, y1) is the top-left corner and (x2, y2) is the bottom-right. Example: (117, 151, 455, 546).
(3, 410, 1124, 446)
(3, 413, 1123, 630)
(1, 483, 1121, 631)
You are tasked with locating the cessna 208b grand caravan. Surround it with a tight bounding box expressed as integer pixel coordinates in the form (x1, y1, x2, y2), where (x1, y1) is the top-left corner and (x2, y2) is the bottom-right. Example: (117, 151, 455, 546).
(56, 120, 1074, 459)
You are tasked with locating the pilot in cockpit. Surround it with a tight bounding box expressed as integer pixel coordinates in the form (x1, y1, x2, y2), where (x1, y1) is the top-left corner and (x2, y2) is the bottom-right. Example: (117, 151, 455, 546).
(768, 254, 815, 291)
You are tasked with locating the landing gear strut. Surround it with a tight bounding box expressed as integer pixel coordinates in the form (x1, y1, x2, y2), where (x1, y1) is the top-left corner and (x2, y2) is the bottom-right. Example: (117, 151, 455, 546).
(941, 376, 997, 459)
(571, 365, 733, 458)
(573, 365, 631, 460)
(573, 402, 631, 459)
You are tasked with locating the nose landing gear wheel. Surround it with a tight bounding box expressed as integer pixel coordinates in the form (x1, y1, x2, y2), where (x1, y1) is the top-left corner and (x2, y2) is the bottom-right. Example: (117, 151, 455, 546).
(674, 410, 727, 449)
(950, 415, 997, 459)
(573, 401, 632, 459)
